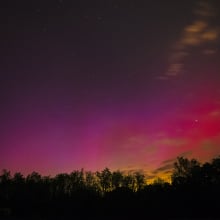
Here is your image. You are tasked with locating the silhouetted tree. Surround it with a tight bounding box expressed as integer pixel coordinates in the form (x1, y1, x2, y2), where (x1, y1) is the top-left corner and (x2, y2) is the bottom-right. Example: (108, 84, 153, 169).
(69, 169, 85, 193)
(134, 171, 145, 191)
(85, 171, 97, 189)
(13, 172, 25, 184)
(96, 168, 112, 193)
(0, 169, 11, 205)
(122, 173, 136, 191)
(0, 169, 11, 183)
(53, 173, 70, 197)
(26, 171, 42, 184)
(112, 170, 123, 189)
(171, 157, 200, 186)
(11, 172, 25, 200)
(211, 156, 220, 185)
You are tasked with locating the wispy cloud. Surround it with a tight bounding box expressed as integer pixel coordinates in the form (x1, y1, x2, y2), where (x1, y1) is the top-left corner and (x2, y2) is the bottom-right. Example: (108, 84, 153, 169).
(152, 163, 174, 174)
(161, 1, 219, 79)
(199, 137, 220, 157)
(154, 138, 188, 147)
(209, 110, 220, 117)
(178, 151, 192, 158)
(161, 158, 176, 165)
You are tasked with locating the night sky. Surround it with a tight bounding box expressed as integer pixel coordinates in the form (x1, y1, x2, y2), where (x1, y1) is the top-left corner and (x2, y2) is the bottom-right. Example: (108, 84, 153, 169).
(1, 0, 220, 181)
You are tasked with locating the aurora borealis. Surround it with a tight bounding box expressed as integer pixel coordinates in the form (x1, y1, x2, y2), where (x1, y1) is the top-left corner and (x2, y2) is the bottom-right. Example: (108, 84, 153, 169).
(1, 0, 220, 181)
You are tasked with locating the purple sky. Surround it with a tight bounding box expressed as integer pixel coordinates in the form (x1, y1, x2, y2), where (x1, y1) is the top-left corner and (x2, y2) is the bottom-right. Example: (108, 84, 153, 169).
(1, 0, 220, 181)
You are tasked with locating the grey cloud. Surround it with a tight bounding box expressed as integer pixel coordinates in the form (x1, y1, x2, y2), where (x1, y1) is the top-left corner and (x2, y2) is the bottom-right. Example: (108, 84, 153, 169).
(163, 0, 219, 78)
(152, 163, 174, 174)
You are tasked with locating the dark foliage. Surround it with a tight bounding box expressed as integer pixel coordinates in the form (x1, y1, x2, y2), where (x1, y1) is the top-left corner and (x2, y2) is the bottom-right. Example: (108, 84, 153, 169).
(0, 156, 220, 219)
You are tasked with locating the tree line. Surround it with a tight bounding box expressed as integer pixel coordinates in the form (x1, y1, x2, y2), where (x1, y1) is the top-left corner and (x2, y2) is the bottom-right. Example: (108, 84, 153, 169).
(0, 156, 220, 218)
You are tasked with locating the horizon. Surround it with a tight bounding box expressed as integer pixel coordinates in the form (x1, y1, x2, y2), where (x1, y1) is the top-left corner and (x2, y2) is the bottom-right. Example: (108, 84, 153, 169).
(2, 154, 220, 184)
